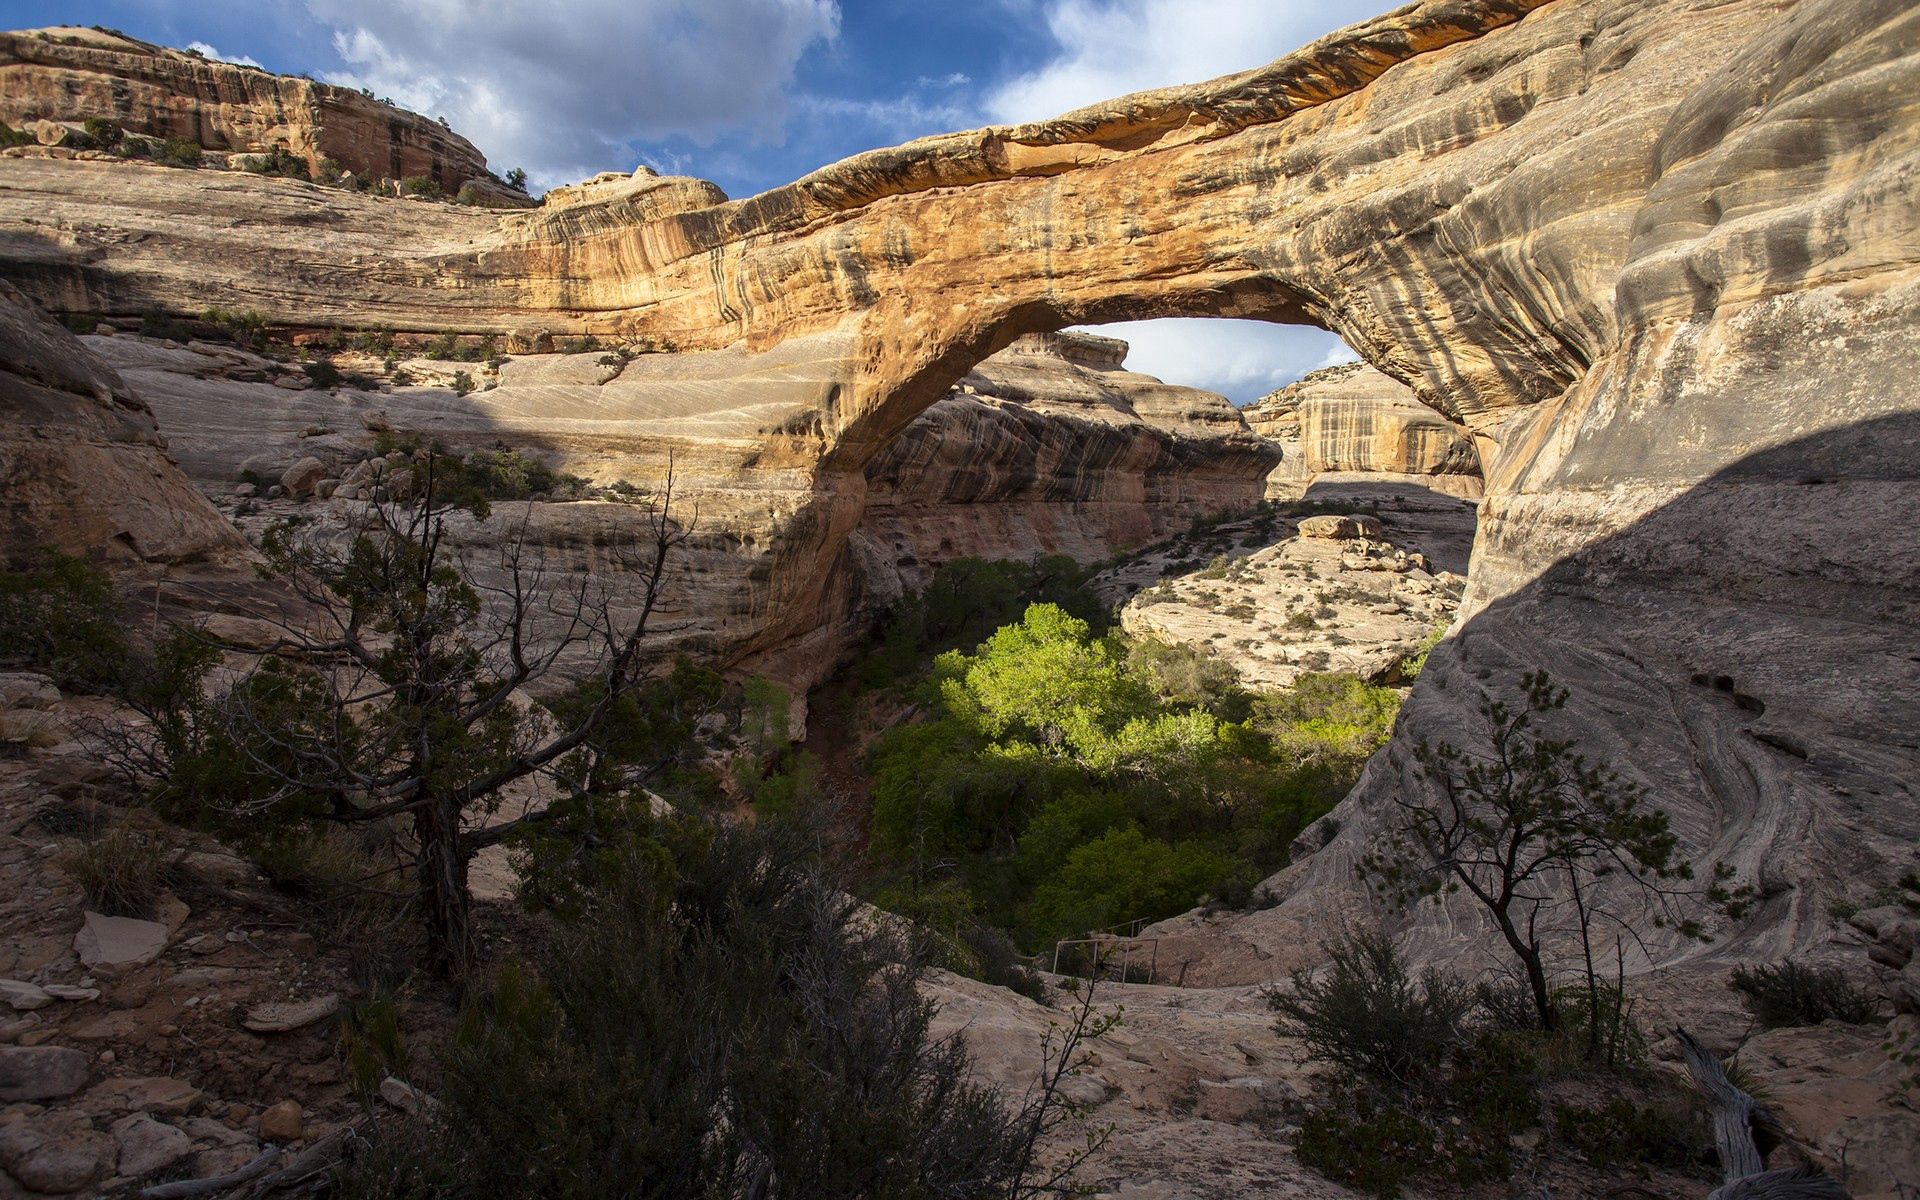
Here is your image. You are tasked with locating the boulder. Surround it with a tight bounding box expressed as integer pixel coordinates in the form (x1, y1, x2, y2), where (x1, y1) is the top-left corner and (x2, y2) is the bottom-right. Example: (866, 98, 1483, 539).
(1296, 513, 1385, 540)
(0, 1044, 90, 1101)
(0, 1109, 114, 1193)
(75, 911, 171, 970)
(242, 993, 339, 1033)
(0, 980, 52, 1011)
(280, 456, 327, 496)
(258, 1100, 303, 1143)
(111, 1112, 192, 1178)
(0, 709, 67, 748)
(0, 672, 59, 709)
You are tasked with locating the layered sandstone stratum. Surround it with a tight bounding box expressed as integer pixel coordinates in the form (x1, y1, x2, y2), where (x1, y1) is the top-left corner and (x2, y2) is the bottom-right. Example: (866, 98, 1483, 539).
(0, 26, 492, 193)
(2, 0, 1918, 1189)
(1247, 361, 1482, 498)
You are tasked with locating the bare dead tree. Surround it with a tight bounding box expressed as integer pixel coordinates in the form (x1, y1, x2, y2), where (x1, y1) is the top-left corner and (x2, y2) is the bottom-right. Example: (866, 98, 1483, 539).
(188, 449, 691, 976)
(1677, 1029, 1849, 1200)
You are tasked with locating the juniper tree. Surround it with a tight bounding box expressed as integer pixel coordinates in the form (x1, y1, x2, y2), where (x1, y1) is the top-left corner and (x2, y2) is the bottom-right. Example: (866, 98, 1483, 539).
(1359, 670, 1745, 1048)
(183, 449, 690, 976)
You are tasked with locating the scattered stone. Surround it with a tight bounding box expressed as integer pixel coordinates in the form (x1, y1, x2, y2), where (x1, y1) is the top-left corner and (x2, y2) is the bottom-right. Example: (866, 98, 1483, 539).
(1296, 513, 1385, 540)
(0, 672, 59, 709)
(0, 1014, 39, 1043)
(258, 1100, 303, 1143)
(0, 980, 52, 1011)
(0, 1044, 90, 1101)
(75, 911, 171, 970)
(42, 984, 98, 1003)
(0, 1109, 114, 1193)
(85, 1075, 203, 1116)
(0, 709, 68, 748)
(271, 374, 309, 391)
(242, 993, 340, 1033)
(377, 1076, 427, 1113)
(111, 1112, 193, 1178)
(280, 456, 327, 496)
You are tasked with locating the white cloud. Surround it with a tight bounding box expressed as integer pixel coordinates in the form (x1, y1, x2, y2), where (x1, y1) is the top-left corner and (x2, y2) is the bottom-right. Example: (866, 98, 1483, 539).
(1083, 318, 1355, 404)
(187, 40, 262, 68)
(986, 0, 1370, 124)
(306, 0, 841, 190)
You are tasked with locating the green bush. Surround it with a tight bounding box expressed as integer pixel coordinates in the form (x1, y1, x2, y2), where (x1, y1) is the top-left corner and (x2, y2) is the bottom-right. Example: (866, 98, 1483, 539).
(1550, 1094, 1711, 1173)
(0, 552, 130, 691)
(1268, 930, 1474, 1089)
(1025, 826, 1228, 943)
(0, 122, 32, 149)
(158, 137, 202, 167)
(81, 117, 122, 148)
(139, 306, 193, 343)
(398, 175, 443, 200)
(346, 815, 1053, 1199)
(56, 818, 164, 917)
(1730, 961, 1880, 1027)
(1295, 1083, 1512, 1199)
(242, 145, 309, 180)
(450, 370, 475, 396)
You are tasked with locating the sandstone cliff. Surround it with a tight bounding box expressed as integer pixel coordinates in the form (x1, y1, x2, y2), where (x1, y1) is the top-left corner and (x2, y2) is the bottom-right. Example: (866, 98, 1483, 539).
(0, 26, 491, 192)
(1246, 362, 1482, 497)
(1, 0, 1916, 987)
(0, 285, 245, 569)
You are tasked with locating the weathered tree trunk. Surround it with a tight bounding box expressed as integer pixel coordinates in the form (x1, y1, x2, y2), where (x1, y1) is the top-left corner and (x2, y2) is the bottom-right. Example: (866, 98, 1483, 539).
(1676, 1029, 1850, 1200)
(415, 793, 472, 978)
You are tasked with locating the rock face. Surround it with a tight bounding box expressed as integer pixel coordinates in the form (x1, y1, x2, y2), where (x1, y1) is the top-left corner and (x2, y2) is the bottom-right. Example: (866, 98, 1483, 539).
(1246, 362, 1481, 497)
(1, 0, 1917, 977)
(0, 283, 247, 568)
(0, 27, 491, 192)
(856, 332, 1279, 604)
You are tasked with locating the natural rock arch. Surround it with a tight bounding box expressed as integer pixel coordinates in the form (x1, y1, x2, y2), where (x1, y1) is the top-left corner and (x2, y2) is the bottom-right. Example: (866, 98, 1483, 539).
(3, 0, 1916, 972)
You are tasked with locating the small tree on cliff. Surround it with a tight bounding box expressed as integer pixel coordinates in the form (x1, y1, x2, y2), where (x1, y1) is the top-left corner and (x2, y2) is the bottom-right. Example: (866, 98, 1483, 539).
(199, 450, 689, 976)
(1358, 671, 1746, 1050)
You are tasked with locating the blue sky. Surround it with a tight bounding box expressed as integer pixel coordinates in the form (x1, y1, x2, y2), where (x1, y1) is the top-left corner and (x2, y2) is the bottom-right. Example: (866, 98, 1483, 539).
(1, 0, 1390, 398)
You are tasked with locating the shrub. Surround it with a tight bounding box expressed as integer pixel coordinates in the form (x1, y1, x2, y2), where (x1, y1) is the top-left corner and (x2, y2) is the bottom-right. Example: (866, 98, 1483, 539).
(1285, 610, 1317, 631)
(202, 306, 267, 349)
(1295, 1083, 1511, 1199)
(345, 814, 1074, 1199)
(450, 370, 475, 396)
(1268, 930, 1474, 1089)
(504, 167, 527, 192)
(0, 122, 32, 149)
(1550, 1094, 1711, 1173)
(81, 117, 122, 148)
(242, 145, 309, 180)
(0, 552, 130, 691)
(140, 306, 192, 342)
(1024, 826, 1228, 943)
(1730, 962, 1880, 1028)
(56, 818, 163, 918)
(304, 359, 342, 388)
(158, 137, 202, 167)
(398, 175, 442, 200)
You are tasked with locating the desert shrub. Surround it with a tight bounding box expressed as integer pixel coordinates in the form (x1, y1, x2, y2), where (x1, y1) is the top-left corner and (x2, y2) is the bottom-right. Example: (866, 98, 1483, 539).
(449, 370, 475, 396)
(56, 818, 163, 918)
(139, 306, 192, 343)
(1730, 961, 1880, 1028)
(243, 145, 309, 180)
(1550, 1093, 1711, 1173)
(81, 117, 122, 148)
(0, 552, 130, 691)
(341, 991, 411, 1101)
(202, 306, 267, 348)
(504, 167, 528, 191)
(1268, 930, 1474, 1089)
(157, 137, 202, 167)
(1127, 637, 1245, 718)
(398, 175, 442, 200)
(0, 122, 32, 148)
(389, 368, 414, 387)
(1295, 1082, 1512, 1199)
(1285, 610, 1317, 631)
(303, 359, 342, 388)
(346, 814, 1066, 1199)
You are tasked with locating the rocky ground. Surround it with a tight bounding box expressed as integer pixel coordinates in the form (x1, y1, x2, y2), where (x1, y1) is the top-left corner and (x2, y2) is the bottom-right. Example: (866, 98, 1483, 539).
(1097, 478, 1475, 690)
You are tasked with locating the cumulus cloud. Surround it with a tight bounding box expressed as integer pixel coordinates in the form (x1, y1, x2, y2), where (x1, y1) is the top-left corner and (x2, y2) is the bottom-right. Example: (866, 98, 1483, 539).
(187, 41, 262, 68)
(305, 0, 840, 190)
(986, 0, 1361, 124)
(1088, 318, 1358, 405)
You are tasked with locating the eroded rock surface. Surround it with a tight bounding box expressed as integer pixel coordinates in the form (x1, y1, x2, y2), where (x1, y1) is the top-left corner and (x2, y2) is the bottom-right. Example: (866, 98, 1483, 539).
(1246, 362, 1482, 498)
(0, 26, 491, 192)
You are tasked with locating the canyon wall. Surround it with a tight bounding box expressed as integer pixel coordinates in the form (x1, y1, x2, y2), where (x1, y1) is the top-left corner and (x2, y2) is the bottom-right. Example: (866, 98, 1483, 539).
(0, 27, 491, 192)
(1, 0, 1916, 964)
(1246, 362, 1482, 497)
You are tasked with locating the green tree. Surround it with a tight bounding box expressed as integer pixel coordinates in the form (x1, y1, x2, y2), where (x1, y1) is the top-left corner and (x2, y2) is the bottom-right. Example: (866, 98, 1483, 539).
(171, 455, 690, 976)
(1025, 826, 1228, 943)
(1359, 671, 1743, 1045)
